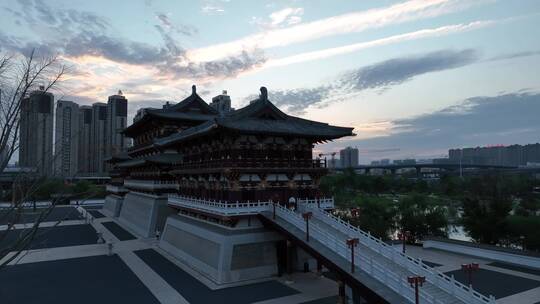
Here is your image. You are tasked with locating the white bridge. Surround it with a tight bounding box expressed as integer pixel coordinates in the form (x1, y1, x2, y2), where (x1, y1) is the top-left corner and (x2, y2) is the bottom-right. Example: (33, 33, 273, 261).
(166, 195, 495, 304)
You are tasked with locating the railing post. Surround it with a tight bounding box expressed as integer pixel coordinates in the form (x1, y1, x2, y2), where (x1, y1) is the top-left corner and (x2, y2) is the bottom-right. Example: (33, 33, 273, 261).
(346, 238, 359, 273)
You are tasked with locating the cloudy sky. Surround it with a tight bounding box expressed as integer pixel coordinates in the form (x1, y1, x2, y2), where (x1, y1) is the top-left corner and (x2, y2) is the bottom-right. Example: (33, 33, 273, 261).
(1, 0, 539, 162)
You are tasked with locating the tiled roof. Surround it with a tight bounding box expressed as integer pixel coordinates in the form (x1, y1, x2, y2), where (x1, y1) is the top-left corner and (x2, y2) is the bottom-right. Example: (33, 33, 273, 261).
(126, 86, 355, 148)
(156, 90, 354, 147)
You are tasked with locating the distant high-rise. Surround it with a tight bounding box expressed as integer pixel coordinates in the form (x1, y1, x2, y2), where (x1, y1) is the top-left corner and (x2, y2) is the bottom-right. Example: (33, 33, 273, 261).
(78, 106, 93, 174)
(210, 90, 232, 114)
(91, 103, 108, 173)
(449, 143, 540, 166)
(54, 100, 79, 177)
(340, 146, 359, 168)
(19, 88, 54, 176)
(106, 91, 128, 158)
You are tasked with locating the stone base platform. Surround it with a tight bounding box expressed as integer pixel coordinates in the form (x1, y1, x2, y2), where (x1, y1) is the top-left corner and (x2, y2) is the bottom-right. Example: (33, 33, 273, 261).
(118, 192, 175, 238)
(159, 214, 284, 286)
(103, 194, 124, 218)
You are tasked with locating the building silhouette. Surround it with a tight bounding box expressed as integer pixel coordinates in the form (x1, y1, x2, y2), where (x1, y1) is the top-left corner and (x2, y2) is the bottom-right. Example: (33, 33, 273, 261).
(106, 91, 128, 158)
(17, 90, 130, 177)
(91, 103, 108, 174)
(54, 100, 79, 177)
(19, 87, 54, 176)
(340, 146, 359, 168)
(449, 144, 540, 166)
(209, 90, 232, 114)
(78, 105, 93, 174)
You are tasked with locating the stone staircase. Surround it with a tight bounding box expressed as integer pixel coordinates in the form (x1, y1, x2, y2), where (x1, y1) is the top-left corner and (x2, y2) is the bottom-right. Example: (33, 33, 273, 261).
(310, 215, 465, 304)
(266, 204, 495, 304)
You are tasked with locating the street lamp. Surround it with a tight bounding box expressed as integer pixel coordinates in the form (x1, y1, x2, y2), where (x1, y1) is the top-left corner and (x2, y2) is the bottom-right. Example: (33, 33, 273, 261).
(398, 230, 411, 254)
(461, 263, 479, 286)
(408, 276, 426, 304)
(302, 212, 313, 242)
(346, 238, 359, 273)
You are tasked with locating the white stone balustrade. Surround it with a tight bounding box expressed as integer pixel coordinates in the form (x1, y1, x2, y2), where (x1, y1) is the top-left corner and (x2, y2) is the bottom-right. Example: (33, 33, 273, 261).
(298, 198, 335, 209)
(163, 192, 494, 303)
(168, 195, 272, 216)
(300, 204, 496, 304)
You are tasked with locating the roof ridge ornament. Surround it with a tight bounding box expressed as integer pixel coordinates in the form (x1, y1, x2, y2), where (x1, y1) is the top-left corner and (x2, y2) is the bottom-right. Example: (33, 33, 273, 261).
(260, 86, 268, 102)
(192, 85, 196, 95)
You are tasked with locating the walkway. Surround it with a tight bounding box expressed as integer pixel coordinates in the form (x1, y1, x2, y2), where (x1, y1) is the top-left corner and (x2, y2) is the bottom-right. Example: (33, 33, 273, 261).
(260, 204, 495, 304)
(0, 204, 339, 304)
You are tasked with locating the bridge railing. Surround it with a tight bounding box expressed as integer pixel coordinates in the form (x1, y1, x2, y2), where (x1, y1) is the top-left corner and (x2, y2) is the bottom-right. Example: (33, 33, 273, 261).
(304, 205, 495, 304)
(297, 198, 335, 209)
(168, 195, 272, 216)
(274, 205, 445, 304)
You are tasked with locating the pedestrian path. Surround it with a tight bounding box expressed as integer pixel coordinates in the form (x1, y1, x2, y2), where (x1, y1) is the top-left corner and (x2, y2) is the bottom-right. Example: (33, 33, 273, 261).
(0, 206, 340, 304)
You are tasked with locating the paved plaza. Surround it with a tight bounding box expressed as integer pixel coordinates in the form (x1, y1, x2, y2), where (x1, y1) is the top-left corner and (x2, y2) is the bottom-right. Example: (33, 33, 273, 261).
(404, 245, 540, 304)
(1, 204, 539, 303)
(0, 204, 339, 304)
(0, 206, 83, 225)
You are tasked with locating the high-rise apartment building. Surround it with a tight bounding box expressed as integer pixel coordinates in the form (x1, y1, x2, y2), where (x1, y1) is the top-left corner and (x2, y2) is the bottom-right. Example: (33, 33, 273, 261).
(209, 90, 232, 114)
(340, 146, 359, 168)
(78, 106, 93, 174)
(106, 91, 128, 158)
(19, 88, 54, 176)
(449, 143, 540, 166)
(54, 100, 79, 177)
(91, 103, 108, 173)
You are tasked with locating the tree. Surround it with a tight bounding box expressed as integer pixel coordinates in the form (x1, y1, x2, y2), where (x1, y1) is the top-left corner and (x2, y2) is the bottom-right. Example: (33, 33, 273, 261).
(506, 215, 540, 251)
(348, 195, 397, 240)
(438, 175, 460, 196)
(398, 193, 449, 243)
(320, 168, 358, 207)
(515, 194, 540, 216)
(0, 50, 67, 269)
(461, 196, 513, 245)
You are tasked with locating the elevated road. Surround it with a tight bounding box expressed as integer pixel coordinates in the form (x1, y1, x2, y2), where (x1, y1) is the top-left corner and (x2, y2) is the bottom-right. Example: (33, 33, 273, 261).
(336, 163, 517, 172)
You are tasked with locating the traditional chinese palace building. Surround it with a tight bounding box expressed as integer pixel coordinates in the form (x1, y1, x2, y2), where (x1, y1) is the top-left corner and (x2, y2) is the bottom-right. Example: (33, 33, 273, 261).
(104, 86, 354, 285)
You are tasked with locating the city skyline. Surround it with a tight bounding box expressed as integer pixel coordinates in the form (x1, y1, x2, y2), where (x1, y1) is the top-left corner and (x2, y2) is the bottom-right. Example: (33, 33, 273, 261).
(16, 88, 129, 176)
(1, 0, 539, 161)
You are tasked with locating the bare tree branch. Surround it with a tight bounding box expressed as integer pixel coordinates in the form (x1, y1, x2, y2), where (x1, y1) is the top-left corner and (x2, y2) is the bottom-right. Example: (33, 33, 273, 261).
(0, 49, 74, 269)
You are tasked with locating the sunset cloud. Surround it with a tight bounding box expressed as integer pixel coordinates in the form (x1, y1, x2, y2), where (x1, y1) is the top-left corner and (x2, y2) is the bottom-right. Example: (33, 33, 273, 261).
(320, 92, 540, 160)
(258, 49, 480, 114)
(265, 20, 494, 68)
(189, 0, 474, 62)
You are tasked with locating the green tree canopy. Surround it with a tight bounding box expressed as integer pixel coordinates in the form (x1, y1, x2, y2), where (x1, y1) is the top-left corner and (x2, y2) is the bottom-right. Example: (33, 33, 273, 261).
(398, 193, 449, 242)
(348, 195, 397, 240)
